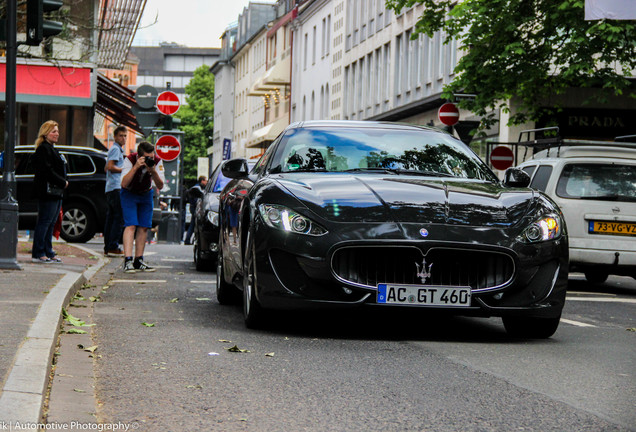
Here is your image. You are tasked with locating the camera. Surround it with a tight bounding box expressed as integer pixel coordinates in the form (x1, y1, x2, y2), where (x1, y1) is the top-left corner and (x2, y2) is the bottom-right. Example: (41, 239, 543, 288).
(145, 157, 156, 168)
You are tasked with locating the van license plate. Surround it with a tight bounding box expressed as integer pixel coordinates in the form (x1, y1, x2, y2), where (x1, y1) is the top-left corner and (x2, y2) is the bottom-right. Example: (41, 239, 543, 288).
(589, 221, 636, 237)
(377, 284, 471, 307)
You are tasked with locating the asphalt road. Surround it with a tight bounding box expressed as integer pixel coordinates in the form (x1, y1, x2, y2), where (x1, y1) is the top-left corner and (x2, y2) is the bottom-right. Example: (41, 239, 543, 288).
(76, 242, 635, 431)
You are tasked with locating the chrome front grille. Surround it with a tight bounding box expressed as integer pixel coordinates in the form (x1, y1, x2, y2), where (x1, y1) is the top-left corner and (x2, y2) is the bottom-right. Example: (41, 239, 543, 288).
(331, 246, 515, 292)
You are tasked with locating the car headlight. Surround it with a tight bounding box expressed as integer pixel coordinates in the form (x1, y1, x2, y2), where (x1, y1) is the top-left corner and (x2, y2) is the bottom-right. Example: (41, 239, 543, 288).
(258, 204, 327, 236)
(206, 211, 219, 226)
(519, 215, 562, 243)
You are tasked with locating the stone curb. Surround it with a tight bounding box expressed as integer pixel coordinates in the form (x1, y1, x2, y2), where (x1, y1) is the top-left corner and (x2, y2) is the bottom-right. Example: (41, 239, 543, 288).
(0, 246, 108, 429)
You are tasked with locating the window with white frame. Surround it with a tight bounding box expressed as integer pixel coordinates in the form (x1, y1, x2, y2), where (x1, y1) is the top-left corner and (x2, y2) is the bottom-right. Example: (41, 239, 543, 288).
(313, 26, 317, 65)
(322, 18, 326, 58)
(395, 34, 402, 96)
(438, 31, 445, 79)
(304, 33, 308, 70)
(325, 83, 329, 118)
(375, 47, 381, 105)
(426, 34, 433, 84)
(383, 43, 390, 102)
(351, 61, 357, 116)
(415, 34, 422, 88)
(366, 52, 372, 109)
(326, 14, 331, 56)
(343, 65, 349, 118)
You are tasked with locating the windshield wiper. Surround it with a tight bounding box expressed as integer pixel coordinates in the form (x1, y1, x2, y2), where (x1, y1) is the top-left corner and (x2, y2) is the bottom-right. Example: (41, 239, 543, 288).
(343, 167, 457, 177)
(343, 167, 397, 174)
(391, 169, 455, 178)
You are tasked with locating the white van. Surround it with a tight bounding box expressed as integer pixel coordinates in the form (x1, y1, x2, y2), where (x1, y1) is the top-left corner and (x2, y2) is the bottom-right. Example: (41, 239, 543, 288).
(516, 138, 636, 283)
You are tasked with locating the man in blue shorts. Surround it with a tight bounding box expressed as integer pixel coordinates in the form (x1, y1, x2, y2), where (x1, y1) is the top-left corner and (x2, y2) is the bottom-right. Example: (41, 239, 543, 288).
(120, 141, 165, 273)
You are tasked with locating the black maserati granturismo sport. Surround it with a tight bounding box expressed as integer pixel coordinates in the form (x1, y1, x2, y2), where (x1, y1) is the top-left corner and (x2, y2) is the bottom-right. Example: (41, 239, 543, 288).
(217, 121, 568, 338)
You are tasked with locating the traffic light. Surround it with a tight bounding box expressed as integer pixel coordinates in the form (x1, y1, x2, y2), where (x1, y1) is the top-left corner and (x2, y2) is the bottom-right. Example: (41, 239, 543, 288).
(26, 0, 64, 46)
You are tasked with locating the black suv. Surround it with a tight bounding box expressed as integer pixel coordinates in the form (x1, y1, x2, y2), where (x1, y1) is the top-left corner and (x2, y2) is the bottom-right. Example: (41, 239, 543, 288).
(1, 145, 108, 243)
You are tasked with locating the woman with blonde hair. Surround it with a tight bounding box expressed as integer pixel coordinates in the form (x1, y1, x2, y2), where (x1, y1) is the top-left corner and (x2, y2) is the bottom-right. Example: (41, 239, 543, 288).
(31, 120, 68, 263)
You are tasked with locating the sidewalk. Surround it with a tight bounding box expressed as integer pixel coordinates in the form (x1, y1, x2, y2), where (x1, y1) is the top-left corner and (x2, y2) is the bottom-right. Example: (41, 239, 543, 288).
(0, 239, 108, 428)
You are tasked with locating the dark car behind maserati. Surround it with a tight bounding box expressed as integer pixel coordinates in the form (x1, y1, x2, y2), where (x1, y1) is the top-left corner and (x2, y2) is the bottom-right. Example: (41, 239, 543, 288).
(193, 161, 255, 271)
(216, 121, 569, 338)
(1, 145, 108, 243)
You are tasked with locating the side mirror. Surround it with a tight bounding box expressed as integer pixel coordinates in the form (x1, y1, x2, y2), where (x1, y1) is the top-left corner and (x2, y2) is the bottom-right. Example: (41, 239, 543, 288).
(221, 158, 249, 179)
(503, 167, 531, 188)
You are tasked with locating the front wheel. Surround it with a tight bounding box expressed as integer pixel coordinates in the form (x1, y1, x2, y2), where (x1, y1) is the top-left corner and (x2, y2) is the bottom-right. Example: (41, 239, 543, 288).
(194, 231, 214, 272)
(502, 315, 561, 339)
(216, 237, 240, 305)
(584, 270, 609, 284)
(243, 229, 264, 328)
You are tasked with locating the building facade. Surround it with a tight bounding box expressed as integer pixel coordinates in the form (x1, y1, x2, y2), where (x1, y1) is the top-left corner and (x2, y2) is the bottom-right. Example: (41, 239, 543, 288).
(211, 0, 636, 170)
(131, 44, 221, 106)
(290, 0, 333, 123)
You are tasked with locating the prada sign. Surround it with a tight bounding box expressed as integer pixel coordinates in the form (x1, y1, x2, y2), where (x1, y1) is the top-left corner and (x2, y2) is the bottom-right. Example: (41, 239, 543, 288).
(539, 108, 636, 140)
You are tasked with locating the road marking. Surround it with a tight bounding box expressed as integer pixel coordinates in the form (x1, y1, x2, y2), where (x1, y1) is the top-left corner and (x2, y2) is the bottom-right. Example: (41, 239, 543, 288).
(110, 279, 167, 283)
(161, 258, 192, 262)
(566, 297, 636, 304)
(190, 280, 215, 284)
(568, 291, 617, 297)
(561, 318, 596, 328)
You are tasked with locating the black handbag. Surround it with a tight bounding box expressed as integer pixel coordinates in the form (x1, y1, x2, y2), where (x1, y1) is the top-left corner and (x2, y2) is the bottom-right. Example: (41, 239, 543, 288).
(46, 182, 64, 198)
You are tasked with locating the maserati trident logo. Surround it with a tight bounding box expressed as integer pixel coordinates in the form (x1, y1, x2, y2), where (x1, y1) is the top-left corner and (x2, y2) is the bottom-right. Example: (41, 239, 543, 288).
(415, 259, 433, 284)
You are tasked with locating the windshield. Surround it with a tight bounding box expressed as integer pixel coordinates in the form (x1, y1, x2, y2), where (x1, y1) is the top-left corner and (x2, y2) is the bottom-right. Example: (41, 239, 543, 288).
(213, 172, 231, 192)
(556, 163, 636, 202)
(271, 127, 497, 181)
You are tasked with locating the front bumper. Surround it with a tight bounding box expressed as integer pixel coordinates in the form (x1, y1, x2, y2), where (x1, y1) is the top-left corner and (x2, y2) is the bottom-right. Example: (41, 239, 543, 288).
(252, 223, 568, 319)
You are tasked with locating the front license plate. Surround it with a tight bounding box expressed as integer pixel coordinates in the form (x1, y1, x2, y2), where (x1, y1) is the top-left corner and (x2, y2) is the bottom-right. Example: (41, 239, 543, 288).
(589, 221, 636, 237)
(377, 284, 471, 307)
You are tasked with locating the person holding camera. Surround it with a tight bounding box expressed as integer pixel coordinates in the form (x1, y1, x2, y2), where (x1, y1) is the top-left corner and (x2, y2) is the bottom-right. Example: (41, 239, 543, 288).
(120, 141, 165, 273)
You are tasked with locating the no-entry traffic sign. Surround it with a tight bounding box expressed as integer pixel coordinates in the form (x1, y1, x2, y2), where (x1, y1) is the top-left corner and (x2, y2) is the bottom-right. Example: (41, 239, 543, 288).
(490, 146, 515, 171)
(438, 103, 460, 126)
(155, 135, 181, 162)
(156, 91, 180, 115)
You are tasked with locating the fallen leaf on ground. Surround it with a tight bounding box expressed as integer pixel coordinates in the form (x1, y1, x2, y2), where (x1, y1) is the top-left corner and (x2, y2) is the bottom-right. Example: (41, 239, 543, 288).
(226, 345, 250, 353)
(627, 328, 636, 332)
(265, 352, 275, 357)
(218, 339, 232, 343)
(186, 384, 203, 389)
(195, 298, 211, 301)
(170, 298, 179, 303)
(141, 322, 156, 327)
(83, 345, 98, 353)
(73, 389, 86, 393)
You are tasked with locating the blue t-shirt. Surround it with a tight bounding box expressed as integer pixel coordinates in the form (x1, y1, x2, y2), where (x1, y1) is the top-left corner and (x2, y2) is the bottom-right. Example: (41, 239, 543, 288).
(105, 143, 124, 192)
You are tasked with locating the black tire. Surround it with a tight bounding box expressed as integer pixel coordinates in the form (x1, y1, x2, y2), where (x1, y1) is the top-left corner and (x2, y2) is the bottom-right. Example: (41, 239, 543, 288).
(60, 202, 96, 243)
(502, 315, 561, 339)
(216, 236, 240, 305)
(584, 270, 609, 284)
(243, 229, 264, 328)
(194, 232, 213, 272)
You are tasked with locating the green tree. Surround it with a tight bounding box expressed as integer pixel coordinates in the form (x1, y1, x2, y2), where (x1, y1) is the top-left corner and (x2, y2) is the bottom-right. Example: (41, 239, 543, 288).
(174, 65, 215, 183)
(386, 0, 636, 133)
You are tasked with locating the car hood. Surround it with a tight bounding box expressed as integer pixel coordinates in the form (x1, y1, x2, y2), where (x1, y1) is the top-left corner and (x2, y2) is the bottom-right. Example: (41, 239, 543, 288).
(274, 174, 533, 227)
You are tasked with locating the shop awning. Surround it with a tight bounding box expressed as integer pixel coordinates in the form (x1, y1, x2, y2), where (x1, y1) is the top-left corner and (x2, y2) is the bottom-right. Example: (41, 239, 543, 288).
(97, 0, 147, 69)
(248, 117, 288, 147)
(95, 73, 142, 133)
